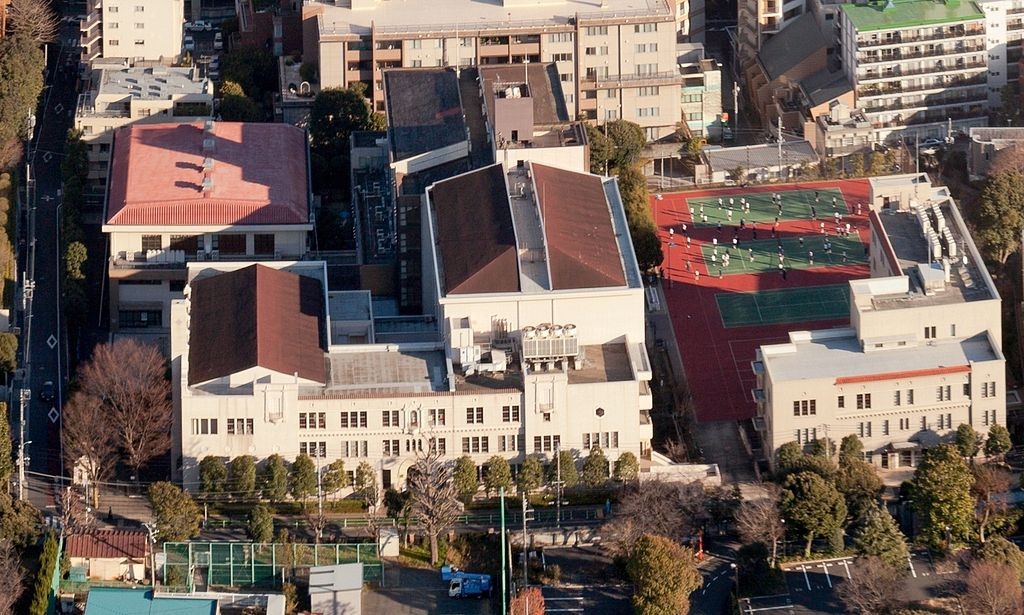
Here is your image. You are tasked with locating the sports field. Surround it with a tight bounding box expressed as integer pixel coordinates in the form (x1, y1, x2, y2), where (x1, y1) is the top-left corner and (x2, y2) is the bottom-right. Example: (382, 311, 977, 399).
(696, 234, 866, 276)
(685, 188, 848, 226)
(715, 285, 850, 328)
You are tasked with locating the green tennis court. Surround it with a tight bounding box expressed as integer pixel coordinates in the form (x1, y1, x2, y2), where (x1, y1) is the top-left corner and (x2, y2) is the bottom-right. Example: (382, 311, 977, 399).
(685, 188, 848, 226)
(716, 285, 851, 328)
(698, 233, 866, 276)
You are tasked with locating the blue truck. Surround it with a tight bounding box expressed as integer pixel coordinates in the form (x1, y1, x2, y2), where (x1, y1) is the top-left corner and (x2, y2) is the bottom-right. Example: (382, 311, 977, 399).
(441, 566, 492, 599)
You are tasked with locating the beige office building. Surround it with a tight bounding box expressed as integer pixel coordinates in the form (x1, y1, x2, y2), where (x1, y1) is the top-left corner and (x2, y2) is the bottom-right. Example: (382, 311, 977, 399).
(302, 0, 689, 140)
(754, 175, 1004, 473)
(80, 0, 185, 65)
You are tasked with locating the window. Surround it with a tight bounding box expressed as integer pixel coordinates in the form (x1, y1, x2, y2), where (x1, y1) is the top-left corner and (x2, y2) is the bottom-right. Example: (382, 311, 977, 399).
(299, 412, 326, 429)
(937, 385, 951, 401)
(552, 53, 572, 62)
(899, 417, 910, 430)
(982, 381, 996, 398)
(634, 23, 657, 33)
(963, 383, 971, 397)
(461, 436, 489, 453)
(466, 407, 484, 424)
(134, 5, 144, 11)
(882, 420, 890, 435)
(340, 411, 367, 429)
(410, 39, 422, 49)
(217, 234, 245, 255)
(108, 5, 118, 12)
(134, 39, 145, 45)
(585, 26, 608, 36)
(118, 310, 161, 328)
(837, 395, 845, 409)
(856, 393, 871, 409)
(429, 437, 446, 455)
(635, 63, 658, 76)
(502, 405, 521, 422)
(921, 416, 928, 430)
(858, 422, 872, 438)
(429, 408, 446, 426)
(543, 412, 551, 422)
(559, 73, 573, 82)
(549, 33, 573, 43)
(585, 66, 609, 80)
(792, 400, 816, 416)
(794, 428, 817, 444)
(254, 234, 275, 255)
(109, 40, 119, 46)
(894, 390, 901, 406)
(411, 60, 422, 68)
(382, 410, 400, 428)
(383, 439, 400, 456)
(342, 441, 367, 457)
(635, 43, 658, 53)
(637, 107, 660, 118)
(300, 441, 326, 457)
(499, 434, 518, 452)
(226, 418, 254, 435)
(134, 22, 144, 28)
(460, 37, 473, 47)
(533, 435, 560, 452)
(141, 235, 162, 251)
(405, 438, 423, 453)
(983, 409, 997, 426)
(924, 326, 936, 339)
(191, 418, 218, 435)
(108, 22, 119, 28)
(170, 234, 199, 253)
(908, 389, 915, 404)
(937, 413, 952, 430)
(639, 86, 660, 96)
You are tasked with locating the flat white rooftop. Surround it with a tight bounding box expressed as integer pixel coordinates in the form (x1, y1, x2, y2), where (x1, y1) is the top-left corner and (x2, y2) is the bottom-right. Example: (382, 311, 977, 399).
(761, 329, 1000, 383)
(315, 0, 673, 36)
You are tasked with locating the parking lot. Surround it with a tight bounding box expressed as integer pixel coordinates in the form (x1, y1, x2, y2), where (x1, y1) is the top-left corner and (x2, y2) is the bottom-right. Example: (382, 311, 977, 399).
(363, 564, 495, 615)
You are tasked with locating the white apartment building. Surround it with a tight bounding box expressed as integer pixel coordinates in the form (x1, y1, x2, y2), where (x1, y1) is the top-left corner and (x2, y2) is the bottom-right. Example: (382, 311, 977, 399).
(302, 0, 686, 140)
(979, 0, 1024, 107)
(103, 120, 312, 334)
(837, 0, 990, 142)
(80, 0, 185, 65)
(171, 160, 654, 490)
(75, 66, 213, 194)
(754, 175, 1004, 472)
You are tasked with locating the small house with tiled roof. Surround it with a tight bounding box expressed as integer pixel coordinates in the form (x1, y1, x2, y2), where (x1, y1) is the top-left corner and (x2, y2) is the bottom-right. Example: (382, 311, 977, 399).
(66, 529, 148, 581)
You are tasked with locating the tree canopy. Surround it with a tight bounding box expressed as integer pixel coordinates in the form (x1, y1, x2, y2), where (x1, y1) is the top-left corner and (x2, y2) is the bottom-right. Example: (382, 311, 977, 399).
(517, 456, 544, 493)
(260, 455, 290, 503)
(453, 456, 479, 503)
(229, 456, 257, 499)
(198, 457, 227, 496)
(852, 503, 909, 568)
(627, 533, 702, 615)
(289, 455, 318, 502)
(974, 170, 1024, 263)
(613, 451, 640, 482)
(581, 447, 610, 487)
(985, 425, 1012, 458)
(407, 452, 462, 565)
(148, 482, 202, 542)
(781, 471, 848, 557)
(484, 456, 513, 496)
(910, 444, 975, 550)
(956, 423, 982, 459)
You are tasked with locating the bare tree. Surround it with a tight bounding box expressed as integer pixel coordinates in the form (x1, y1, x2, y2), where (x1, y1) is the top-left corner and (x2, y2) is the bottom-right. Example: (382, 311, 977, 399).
(835, 556, 905, 615)
(972, 464, 1014, 544)
(964, 561, 1024, 615)
(55, 486, 92, 536)
(61, 391, 119, 508)
(735, 487, 785, 565)
(603, 479, 708, 558)
(77, 339, 172, 479)
(6, 0, 58, 43)
(0, 541, 24, 614)
(407, 451, 462, 566)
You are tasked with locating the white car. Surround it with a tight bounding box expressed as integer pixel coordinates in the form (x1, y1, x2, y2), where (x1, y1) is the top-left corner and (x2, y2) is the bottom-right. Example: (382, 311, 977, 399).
(183, 35, 196, 51)
(186, 20, 213, 32)
(213, 31, 223, 50)
(920, 137, 944, 148)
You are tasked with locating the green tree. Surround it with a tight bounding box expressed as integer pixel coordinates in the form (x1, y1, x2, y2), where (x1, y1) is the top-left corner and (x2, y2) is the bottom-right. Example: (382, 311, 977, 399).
(736, 542, 777, 596)
(0, 34, 45, 145)
(354, 461, 378, 508)
(484, 456, 513, 496)
(220, 80, 246, 98)
(775, 441, 804, 473)
(0, 402, 11, 485)
(853, 503, 909, 568)
(586, 123, 613, 175)
(219, 94, 263, 122)
(220, 46, 276, 100)
(626, 533, 703, 615)
(974, 170, 1024, 263)
(517, 456, 544, 493)
(229, 455, 257, 499)
(869, 151, 887, 176)
(581, 447, 610, 487)
(248, 504, 274, 543)
(321, 459, 349, 498)
(198, 456, 228, 496)
(309, 86, 375, 153)
(781, 471, 848, 557)
(985, 425, 1012, 458)
(910, 444, 975, 550)
(147, 481, 202, 542)
(289, 454, 318, 503)
(836, 458, 883, 520)
(0, 492, 40, 548)
(616, 164, 663, 271)
(956, 424, 982, 460)
(65, 241, 87, 281)
(849, 153, 865, 177)
(973, 464, 1018, 543)
(613, 451, 640, 482)
(28, 531, 58, 615)
(839, 434, 863, 464)
(547, 450, 579, 489)
(604, 120, 647, 171)
(260, 454, 290, 503)
(453, 455, 478, 503)
(974, 536, 1024, 581)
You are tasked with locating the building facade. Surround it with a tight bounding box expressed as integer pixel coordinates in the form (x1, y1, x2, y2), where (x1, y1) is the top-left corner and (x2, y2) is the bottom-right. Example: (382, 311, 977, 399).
(678, 44, 724, 138)
(754, 175, 1004, 472)
(837, 0, 989, 142)
(171, 160, 654, 491)
(80, 0, 185, 65)
(736, 0, 807, 85)
(103, 120, 312, 335)
(301, 0, 688, 140)
(75, 66, 213, 195)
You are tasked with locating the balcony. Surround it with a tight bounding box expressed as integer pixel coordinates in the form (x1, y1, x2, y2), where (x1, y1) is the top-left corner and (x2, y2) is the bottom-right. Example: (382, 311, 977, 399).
(110, 249, 303, 270)
(858, 43, 985, 64)
(858, 26, 984, 47)
(869, 107, 987, 129)
(857, 75, 987, 97)
(858, 60, 986, 81)
(864, 93, 987, 114)
(581, 70, 686, 89)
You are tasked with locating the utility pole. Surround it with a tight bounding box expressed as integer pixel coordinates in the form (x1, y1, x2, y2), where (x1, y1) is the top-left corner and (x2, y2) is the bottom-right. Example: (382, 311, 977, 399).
(500, 487, 507, 615)
(915, 133, 920, 175)
(316, 455, 324, 542)
(142, 522, 159, 587)
(554, 443, 563, 529)
(733, 83, 740, 133)
(17, 388, 29, 500)
(521, 494, 534, 613)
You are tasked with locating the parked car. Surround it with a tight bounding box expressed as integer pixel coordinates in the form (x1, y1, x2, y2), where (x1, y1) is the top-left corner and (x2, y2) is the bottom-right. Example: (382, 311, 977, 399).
(39, 381, 54, 403)
(209, 55, 220, 71)
(920, 137, 944, 148)
(213, 31, 223, 50)
(186, 20, 213, 32)
(184, 35, 196, 51)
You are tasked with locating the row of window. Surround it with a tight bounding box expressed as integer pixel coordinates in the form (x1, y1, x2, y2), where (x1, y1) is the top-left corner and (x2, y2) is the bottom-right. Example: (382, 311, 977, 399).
(582, 432, 620, 450)
(105, 5, 147, 12)
(299, 407, 521, 430)
(831, 381, 997, 410)
(106, 40, 147, 46)
(304, 438, 447, 458)
(106, 23, 147, 29)
(798, 413, 1000, 444)
(140, 233, 276, 255)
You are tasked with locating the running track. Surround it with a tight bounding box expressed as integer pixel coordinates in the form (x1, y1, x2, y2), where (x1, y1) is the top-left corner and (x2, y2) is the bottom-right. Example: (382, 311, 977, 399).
(654, 180, 873, 423)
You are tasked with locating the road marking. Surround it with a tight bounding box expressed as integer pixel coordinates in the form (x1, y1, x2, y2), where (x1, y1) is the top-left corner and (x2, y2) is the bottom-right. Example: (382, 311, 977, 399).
(47, 335, 57, 349)
(40, 195, 53, 202)
(48, 407, 59, 424)
(546, 610, 585, 613)
(42, 152, 52, 163)
(801, 565, 811, 591)
(545, 598, 585, 602)
(818, 563, 832, 588)
(54, 104, 64, 115)
(842, 559, 851, 579)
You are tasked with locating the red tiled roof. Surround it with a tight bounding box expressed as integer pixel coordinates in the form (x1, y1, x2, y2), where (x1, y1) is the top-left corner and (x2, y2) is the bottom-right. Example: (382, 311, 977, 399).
(430, 164, 520, 295)
(106, 121, 309, 226)
(66, 530, 147, 559)
(835, 364, 970, 385)
(532, 163, 626, 290)
(188, 265, 326, 385)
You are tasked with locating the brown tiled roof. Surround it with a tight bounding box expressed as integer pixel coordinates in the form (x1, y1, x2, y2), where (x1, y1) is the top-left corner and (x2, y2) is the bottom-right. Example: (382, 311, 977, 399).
(66, 530, 147, 559)
(188, 265, 326, 385)
(430, 164, 520, 295)
(532, 163, 626, 290)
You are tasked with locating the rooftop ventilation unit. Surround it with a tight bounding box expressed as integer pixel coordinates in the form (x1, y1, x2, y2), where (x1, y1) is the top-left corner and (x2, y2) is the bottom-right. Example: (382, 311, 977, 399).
(202, 157, 214, 171)
(204, 119, 215, 133)
(201, 177, 214, 193)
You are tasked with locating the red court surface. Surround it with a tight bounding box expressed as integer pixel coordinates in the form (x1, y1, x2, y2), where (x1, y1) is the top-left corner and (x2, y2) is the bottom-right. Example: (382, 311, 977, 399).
(654, 180, 873, 423)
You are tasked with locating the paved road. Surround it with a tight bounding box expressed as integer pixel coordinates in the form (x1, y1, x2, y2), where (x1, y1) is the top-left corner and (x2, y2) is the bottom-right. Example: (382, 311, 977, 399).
(19, 20, 79, 510)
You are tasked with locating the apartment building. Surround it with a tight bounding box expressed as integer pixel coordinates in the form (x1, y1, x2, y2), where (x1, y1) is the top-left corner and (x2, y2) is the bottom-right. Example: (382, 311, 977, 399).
(75, 66, 213, 195)
(678, 44, 724, 138)
(736, 0, 807, 84)
(979, 0, 1024, 108)
(837, 0, 990, 143)
(754, 175, 1004, 472)
(80, 0, 185, 65)
(103, 120, 312, 335)
(301, 0, 686, 140)
(171, 160, 654, 490)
